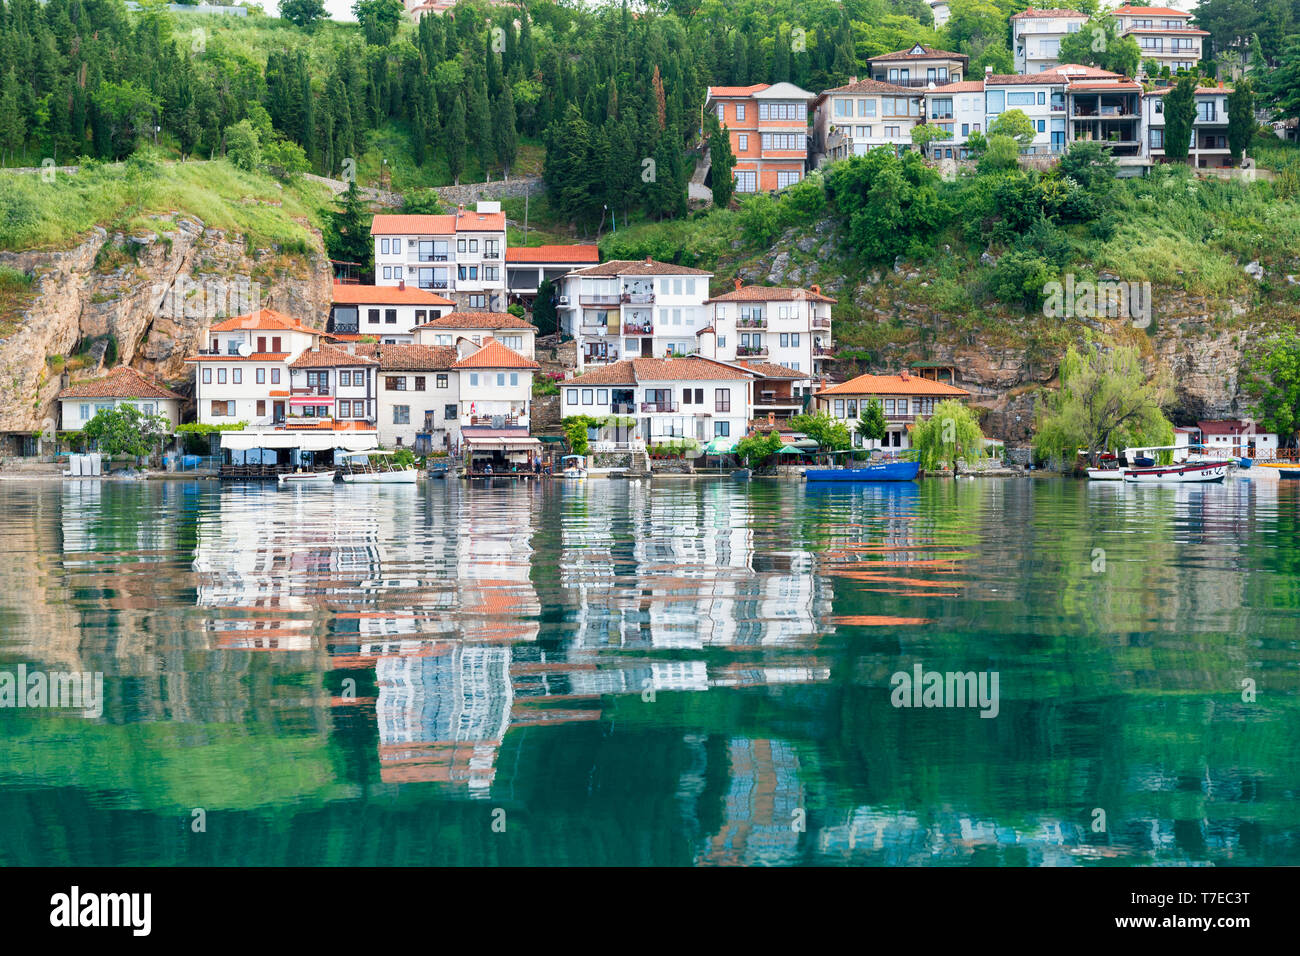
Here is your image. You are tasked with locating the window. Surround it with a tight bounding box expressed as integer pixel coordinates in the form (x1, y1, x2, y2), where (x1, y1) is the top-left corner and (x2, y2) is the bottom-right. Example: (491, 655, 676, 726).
(834, 399, 845, 417)
(510, 373, 519, 386)
(337, 400, 350, 417)
(597, 389, 608, 404)
(468, 295, 486, 308)
(256, 368, 265, 384)
(381, 238, 390, 255)
(1037, 120, 1046, 133)
(232, 369, 241, 384)
(1007, 91, 1035, 107)
(202, 367, 212, 384)
(1197, 101, 1216, 122)
(860, 99, 877, 117)
(735, 170, 757, 193)
(761, 133, 802, 151)
(777, 170, 800, 188)
(780, 333, 789, 348)
(217, 368, 227, 384)
(717, 103, 725, 122)
(340, 371, 350, 387)
(79, 403, 90, 420)
(714, 421, 730, 438)
(483, 266, 499, 282)
(383, 266, 392, 280)
(271, 368, 280, 384)
(834, 98, 851, 117)
(257, 400, 265, 416)
(738, 133, 748, 151)
(495, 372, 506, 387)
(847, 400, 857, 418)
(436, 374, 448, 389)
(581, 389, 593, 404)
(986, 89, 1004, 114)
(715, 388, 730, 413)
(566, 389, 577, 405)
(1149, 128, 1164, 149)
(445, 404, 458, 420)
(387, 376, 406, 390)
(736, 103, 745, 120)
(1037, 92, 1046, 106)
(457, 238, 466, 253)
(500, 335, 523, 350)
(898, 398, 909, 415)
(393, 405, 409, 425)
(469, 373, 479, 387)
(368, 309, 380, 324)
(385, 309, 397, 324)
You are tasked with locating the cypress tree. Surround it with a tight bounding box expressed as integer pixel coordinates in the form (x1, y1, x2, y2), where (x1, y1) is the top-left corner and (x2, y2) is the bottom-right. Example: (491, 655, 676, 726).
(446, 92, 466, 185)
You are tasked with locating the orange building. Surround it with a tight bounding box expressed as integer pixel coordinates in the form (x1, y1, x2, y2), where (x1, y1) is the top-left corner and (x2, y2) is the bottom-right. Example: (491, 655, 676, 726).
(704, 82, 816, 194)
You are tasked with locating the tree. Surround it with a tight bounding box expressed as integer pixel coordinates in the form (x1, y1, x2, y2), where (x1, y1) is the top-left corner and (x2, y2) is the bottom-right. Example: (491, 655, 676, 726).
(561, 415, 602, 456)
(735, 429, 783, 467)
(1033, 345, 1173, 467)
(1264, 38, 1300, 121)
(224, 120, 261, 171)
(533, 278, 558, 336)
(280, 0, 326, 28)
(1058, 141, 1118, 194)
(445, 94, 467, 186)
(1242, 327, 1300, 446)
(353, 0, 404, 46)
(0, 68, 24, 164)
(823, 149, 951, 264)
(494, 85, 518, 178)
(1162, 76, 1198, 163)
(911, 123, 953, 156)
(988, 109, 1036, 148)
(326, 180, 373, 280)
(1058, 17, 1141, 77)
(857, 399, 886, 446)
(789, 412, 852, 451)
(80, 405, 172, 459)
(708, 114, 736, 208)
(911, 399, 986, 472)
(1227, 80, 1256, 162)
(977, 134, 1021, 172)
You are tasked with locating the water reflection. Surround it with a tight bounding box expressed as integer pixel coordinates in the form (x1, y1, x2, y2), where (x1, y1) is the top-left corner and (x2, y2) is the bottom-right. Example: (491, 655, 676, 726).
(0, 478, 1296, 865)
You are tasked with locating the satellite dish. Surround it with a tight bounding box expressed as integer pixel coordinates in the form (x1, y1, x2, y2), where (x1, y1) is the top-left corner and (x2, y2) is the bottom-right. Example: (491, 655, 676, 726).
(237, 341, 253, 357)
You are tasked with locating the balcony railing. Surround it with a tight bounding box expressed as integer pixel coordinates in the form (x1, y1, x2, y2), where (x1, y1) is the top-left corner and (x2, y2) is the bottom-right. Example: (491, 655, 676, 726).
(812, 317, 831, 329)
(622, 292, 655, 304)
(623, 323, 653, 335)
(877, 76, 961, 88)
(641, 401, 678, 413)
(580, 294, 622, 306)
(611, 402, 635, 414)
(483, 251, 500, 260)
(814, 345, 835, 356)
(468, 414, 522, 426)
(417, 254, 449, 262)
(737, 317, 767, 329)
(580, 324, 613, 336)
(292, 386, 331, 397)
(420, 281, 449, 290)
(736, 345, 768, 357)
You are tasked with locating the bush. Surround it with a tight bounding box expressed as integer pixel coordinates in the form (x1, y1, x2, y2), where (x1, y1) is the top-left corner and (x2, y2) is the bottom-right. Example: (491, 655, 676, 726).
(987, 249, 1055, 308)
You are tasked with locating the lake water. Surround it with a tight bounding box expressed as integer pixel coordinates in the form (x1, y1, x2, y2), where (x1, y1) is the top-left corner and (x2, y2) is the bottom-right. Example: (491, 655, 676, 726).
(0, 476, 1297, 866)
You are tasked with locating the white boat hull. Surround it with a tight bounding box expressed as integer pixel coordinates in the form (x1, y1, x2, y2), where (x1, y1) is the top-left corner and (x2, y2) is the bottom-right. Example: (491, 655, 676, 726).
(278, 471, 336, 485)
(341, 469, 419, 484)
(562, 469, 587, 480)
(1123, 461, 1227, 483)
(1086, 468, 1124, 480)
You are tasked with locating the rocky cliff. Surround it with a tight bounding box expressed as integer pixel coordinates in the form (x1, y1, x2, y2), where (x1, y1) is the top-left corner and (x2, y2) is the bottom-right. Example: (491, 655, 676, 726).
(0, 214, 333, 434)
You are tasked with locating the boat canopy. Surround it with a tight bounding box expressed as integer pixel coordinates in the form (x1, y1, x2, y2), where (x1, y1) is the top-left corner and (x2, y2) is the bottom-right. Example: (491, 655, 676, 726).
(221, 432, 378, 452)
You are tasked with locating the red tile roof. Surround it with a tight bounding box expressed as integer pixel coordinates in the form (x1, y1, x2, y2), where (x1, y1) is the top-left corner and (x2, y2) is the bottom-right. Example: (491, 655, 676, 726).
(1113, 5, 1190, 16)
(1011, 8, 1089, 19)
(566, 357, 752, 385)
(452, 338, 540, 370)
(185, 353, 288, 362)
(370, 209, 506, 235)
(58, 366, 183, 401)
(739, 361, 807, 379)
(820, 78, 915, 96)
(869, 46, 968, 62)
(707, 84, 771, 98)
(331, 283, 455, 306)
(1070, 80, 1141, 90)
(926, 81, 985, 93)
(208, 308, 318, 334)
(569, 258, 712, 277)
(505, 244, 600, 264)
(708, 283, 836, 304)
(816, 372, 970, 397)
(353, 343, 458, 370)
(1145, 85, 1232, 95)
(413, 311, 536, 331)
(455, 207, 506, 231)
(288, 345, 379, 368)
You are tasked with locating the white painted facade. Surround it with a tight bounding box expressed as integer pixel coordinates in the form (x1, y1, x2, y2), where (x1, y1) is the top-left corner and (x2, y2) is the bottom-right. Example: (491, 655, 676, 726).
(1012, 11, 1089, 74)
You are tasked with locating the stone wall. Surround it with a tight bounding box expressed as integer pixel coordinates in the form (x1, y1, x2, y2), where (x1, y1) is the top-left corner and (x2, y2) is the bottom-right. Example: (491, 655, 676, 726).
(435, 176, 546, 208)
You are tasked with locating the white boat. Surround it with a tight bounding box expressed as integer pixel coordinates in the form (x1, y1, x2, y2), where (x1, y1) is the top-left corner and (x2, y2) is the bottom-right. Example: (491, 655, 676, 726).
(278, 469, 336, 486)
(559, 454, 588, 480)
(1123, 460, 1228, 483)
(1085, 467, 1125, 481)
(339, 451, 419, 484)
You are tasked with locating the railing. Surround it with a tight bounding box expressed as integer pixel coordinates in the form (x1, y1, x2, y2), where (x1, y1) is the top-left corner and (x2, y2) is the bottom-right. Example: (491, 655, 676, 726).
(736, 346, 768, 357)
(641, 401, 678, 413)
(483, 251, 500, 260)
(623, 323, 653, 335)
(468, 414, 522, 426)
(714, 403, 731, 413)
(292, 386, 331, 397)
(622, 292, 655, 304)
(417, 254, 450, 262)
(420, 281, 450, 290)
(879, 77, 961, 88)
(611, 402, 635, 414)
(754, 394, 796, 406)
(581, 294, 622, 306)
(814, 345, 835, 356)
(737, 318, 767, 329)
(812, 317, 831, 329)
(580, 325, 613, 336)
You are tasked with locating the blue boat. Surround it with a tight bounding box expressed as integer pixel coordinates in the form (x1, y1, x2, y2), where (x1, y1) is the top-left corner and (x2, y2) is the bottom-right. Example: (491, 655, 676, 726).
(804, 453, 921, 482)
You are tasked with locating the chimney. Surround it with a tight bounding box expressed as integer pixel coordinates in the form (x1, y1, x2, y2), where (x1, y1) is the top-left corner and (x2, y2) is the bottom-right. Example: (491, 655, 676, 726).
(900, 368, 910, 381)
(985, 65, 993, 74)
(645, 256, 652, 264)
(398, 279, 405, 291)
(811, 284, 820, 295)
(768, 411, 775, 425)
(734, 278, 742, 291)
(849, 75, 857, 85)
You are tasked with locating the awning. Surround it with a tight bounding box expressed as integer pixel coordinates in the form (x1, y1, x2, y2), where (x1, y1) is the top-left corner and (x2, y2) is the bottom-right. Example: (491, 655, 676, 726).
(464, 436, 543, 451)
(220, 431, 378, 452)
(703, 437, 738, 454)
(289, 397, 333, 406)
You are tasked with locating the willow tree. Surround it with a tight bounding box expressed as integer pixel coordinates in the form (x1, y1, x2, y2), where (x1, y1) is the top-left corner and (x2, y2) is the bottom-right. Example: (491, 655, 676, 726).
(1033, 345, 1173, 467)
(911, 399, 985, 473)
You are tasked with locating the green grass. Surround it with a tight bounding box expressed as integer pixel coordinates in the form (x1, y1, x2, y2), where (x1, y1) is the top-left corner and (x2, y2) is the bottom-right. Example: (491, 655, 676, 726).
(0, 265, 35, 338)
(0, 153, 332, 253)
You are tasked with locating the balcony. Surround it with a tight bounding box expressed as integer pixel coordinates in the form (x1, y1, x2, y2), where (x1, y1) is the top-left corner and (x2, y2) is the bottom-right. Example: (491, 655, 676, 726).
(580, 294, 622, 306)
(736, 345, 769, 358)
(292, 386, 331, 397)
(623, 323, 653, 335)
(419, 281, 449, 290)
(580, 324, 614, 336)
(641, 401, 678, 413)
(737, 317, 767, 329)
(812, 317, 831, 329)
(483, 251, 500, 260)
(468, 414, 523, 426)
(611, 402, 635, 414)
(877, 76, 961, 88)
(416, 254, 450, 262)
(814, 345, 836, 356)
(622, 292, 655, 304)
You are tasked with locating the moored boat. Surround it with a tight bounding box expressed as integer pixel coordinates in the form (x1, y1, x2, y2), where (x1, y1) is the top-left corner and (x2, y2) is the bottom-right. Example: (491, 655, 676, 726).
(1122, 460, 1227, 483)
(805, 452, 920, 482)
(559, 455, 588, 480)
(277, 469, 337, 486)
(1085, 467, 1125, 481)
(340, 451, 419, 484)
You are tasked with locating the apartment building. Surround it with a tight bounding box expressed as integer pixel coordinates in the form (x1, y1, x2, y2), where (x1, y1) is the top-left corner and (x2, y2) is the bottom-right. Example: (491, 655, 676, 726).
(1143, 83, 1234, 167)
(452, 337, 539, 434)
(1068, 74, 1145, 163)
(371, 202, 507, 312)
(411, 312, 537, 360)
(704, 82, 816, 193)
(695, 281, 835, 379)
(327, 282, 455, 344)
(562, 357, 754, 452)
(865, 44, 968, 88)
(919, 80, 986, 158)
(983, 72, 1070, 154)
(1113, 5, 1206, 74)
(813, 370, 970, 451)
(1011, 8, 1090, 74)
(504, 244, 599, 309)
(929, 1, 952, 28)
(812, 78, 923, 163)
(557, 258, 713, 371)
(58, 366, 183, 432)
(352, 343, 460, 451)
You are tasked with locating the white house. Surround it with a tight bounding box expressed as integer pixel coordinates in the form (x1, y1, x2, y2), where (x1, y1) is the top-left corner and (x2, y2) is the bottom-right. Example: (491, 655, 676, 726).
(505, 244, 600, 309)
(557, 258, 713, 371)
(812, 78, 922, 164)
(371, 202, 508, 312)
(813, 370, 970, 451)
(1197, 419, 1279, 459)
(562, 356, 754, 453)
(983, 72, 1070, 154)
(328, 282, 456, 344)
(353, 343, 460, 451)
(1113, 4, 1207, 75)
(286, 343, 379, 428)
(58, 366, 183, 432)
(411, 311, 537, 360)
(920, 81, 987, 158)
(1011, 8, 1090, 74)
(1142, 83, 1234, 168)
(454, 337, 542, 468)
(696, 281, 835, 379)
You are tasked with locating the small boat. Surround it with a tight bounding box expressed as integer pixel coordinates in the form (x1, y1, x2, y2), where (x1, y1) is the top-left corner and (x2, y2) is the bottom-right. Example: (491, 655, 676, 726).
(278, 469, 337, 486)
(1280, 469, 1300, 481)
(1085, 467, 1125, 481)
(426, 458, 450, 479)
(340, 450, 419, 484)
(1122, 460, 1227, 483)
(732, 468, 752, 480)
(805, 451, 920, 482)
(559, 454, 588, 480)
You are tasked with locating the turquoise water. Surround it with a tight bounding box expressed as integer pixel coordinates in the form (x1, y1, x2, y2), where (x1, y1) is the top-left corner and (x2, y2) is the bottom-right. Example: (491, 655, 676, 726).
(0, 476, 1297, 866)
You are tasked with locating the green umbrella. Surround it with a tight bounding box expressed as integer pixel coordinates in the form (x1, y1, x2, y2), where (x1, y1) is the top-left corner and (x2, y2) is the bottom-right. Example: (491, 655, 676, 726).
(776, 445, 805, 455)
